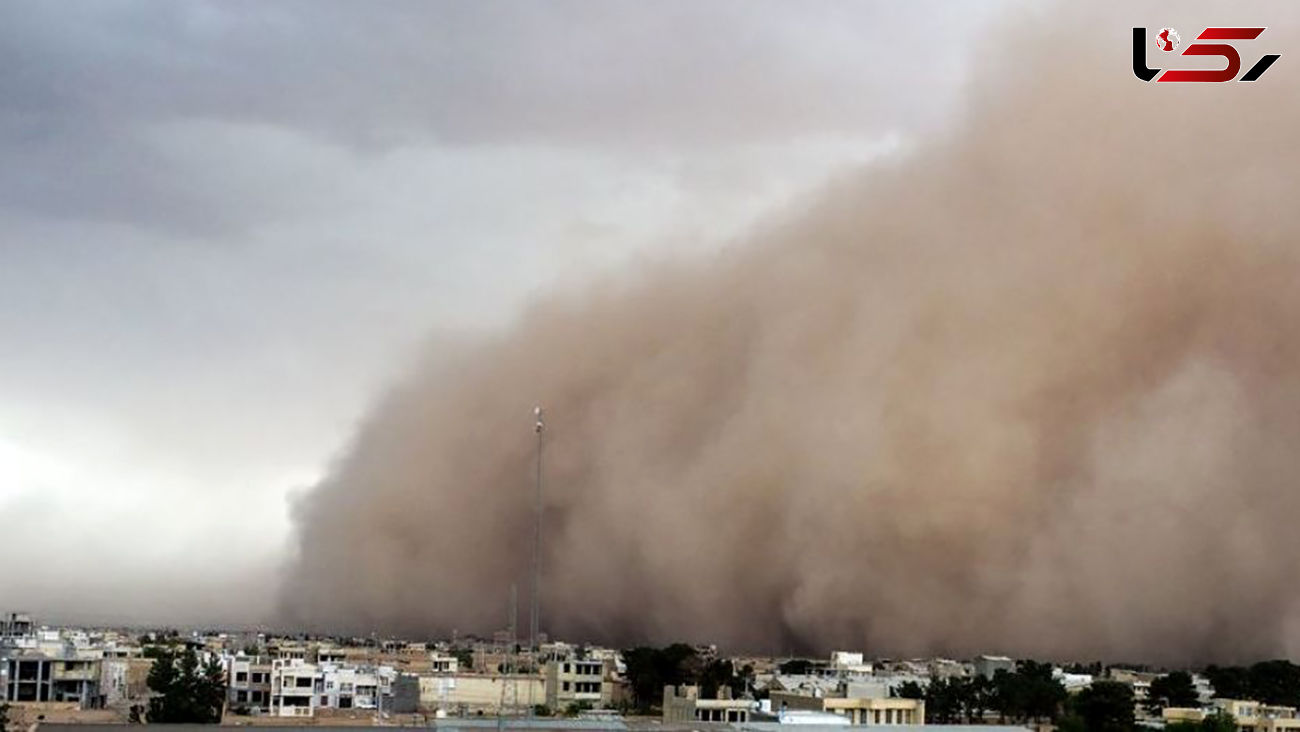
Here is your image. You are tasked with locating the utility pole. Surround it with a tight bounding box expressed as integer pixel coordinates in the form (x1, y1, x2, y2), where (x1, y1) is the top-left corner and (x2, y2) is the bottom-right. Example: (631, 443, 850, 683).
(527, 406, 544, 715)
(499, 584, 518, 732)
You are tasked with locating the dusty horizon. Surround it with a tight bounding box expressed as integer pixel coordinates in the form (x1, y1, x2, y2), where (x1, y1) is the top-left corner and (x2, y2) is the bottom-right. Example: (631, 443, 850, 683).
(6, 1, 1300, 666)
(278, 5, 1300, 664)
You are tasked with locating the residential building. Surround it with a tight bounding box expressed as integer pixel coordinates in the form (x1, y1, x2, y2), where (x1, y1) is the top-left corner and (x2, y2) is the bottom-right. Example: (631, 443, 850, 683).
(770, 689, 925, 725)
(2, 655, 103, 707)
(227, 656, 273, 713)
(1051, 669, 1093, 693)
(1165, 700, 1300, 732)
(1, 613, 35, 640)
(545, 658, 611, 710)
(663, 684, 758, 723)
(974, 656, 1015, 680)
(430, 653, 460, 674)
(829, 653, 873, 675)
(96, 656, 150, 711)
(319, 663, 394, 711)
(269, 659, 322, 717)
(928, 659, 968, 680)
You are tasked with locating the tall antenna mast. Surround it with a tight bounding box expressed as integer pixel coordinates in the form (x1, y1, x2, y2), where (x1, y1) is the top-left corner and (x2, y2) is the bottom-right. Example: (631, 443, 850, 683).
(528, 406, 544, 713)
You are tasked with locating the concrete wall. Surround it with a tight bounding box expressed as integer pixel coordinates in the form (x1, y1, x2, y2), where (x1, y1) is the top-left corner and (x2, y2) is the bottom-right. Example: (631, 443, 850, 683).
(419, 674, 545, 714)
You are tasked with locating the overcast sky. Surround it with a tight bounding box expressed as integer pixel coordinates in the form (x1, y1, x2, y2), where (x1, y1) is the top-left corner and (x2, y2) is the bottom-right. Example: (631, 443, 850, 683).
(0, 1, 1013, 625)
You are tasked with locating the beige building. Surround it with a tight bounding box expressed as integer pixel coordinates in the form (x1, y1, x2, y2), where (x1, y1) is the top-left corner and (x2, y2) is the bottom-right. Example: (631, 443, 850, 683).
(430, 653, 460, 674)
(544, 659, 612, 710)
(1165, 700, 1300, 732)
(418, 673, 544, 715)
(771, 690, 925, 725)
(663, 684, 758, 723)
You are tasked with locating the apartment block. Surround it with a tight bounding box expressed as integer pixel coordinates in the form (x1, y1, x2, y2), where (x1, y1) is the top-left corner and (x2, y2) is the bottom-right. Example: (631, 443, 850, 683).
(544, 658, 611, 710)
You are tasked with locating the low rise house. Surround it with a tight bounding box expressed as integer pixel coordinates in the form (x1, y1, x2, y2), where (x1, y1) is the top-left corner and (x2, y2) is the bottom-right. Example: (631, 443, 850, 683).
(663, 684, 758, 723)
(829, 653, 873, 675)
(431, 652, 460, 674)
(770, 688, 926, 725)
(1165, 699, 1300, 732)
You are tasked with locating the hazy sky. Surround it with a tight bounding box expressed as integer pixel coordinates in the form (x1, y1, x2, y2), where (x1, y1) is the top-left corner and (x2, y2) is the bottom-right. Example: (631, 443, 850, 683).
(0, 1, 1012, 625)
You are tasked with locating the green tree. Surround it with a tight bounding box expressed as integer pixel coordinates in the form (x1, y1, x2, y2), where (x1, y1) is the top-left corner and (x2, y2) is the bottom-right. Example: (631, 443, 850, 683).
(699, 659, 745, 699)
(1, 700, 10, 731)
(1200, 710, 1238, 732)
(621, 644, 700, 712)
(1149, 671, 1199, 711)
(1205, 661, 1300, 706)
(1166, 711, 1236, 732)
(1071, 680, 1134, 732)
(964, 675, 993, 723)
(987, 663, 1066, 723)
(146, 647, 226, 723)
(1247, 660, 1300, 707)
(1019, 660, 1068, 722)
(778, 658, 814, 675)
(1056, 713, 1087, 732)
(926, 678, 963, 724)
(894, 681, 925, 700)
(1204, 665, 1249, 700)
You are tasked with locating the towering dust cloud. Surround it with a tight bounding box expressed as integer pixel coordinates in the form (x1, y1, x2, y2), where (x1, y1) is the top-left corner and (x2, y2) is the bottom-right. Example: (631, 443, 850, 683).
(281, 8, 1300, 662)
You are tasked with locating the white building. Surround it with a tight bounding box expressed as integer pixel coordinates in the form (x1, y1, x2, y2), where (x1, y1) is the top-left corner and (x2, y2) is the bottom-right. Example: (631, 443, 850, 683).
(270, 659, 321, 717)
(430, 653, 459, 674)
(320, 663, 394, 710)
(268, 659, 396, 718)
(227, 656, 273, 713)
(829, 652, 873, 675)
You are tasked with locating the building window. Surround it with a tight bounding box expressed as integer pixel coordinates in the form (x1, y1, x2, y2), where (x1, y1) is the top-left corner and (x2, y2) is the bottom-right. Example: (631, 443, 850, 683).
(563, 681, 570, 691)
(235, 672, 248, 683)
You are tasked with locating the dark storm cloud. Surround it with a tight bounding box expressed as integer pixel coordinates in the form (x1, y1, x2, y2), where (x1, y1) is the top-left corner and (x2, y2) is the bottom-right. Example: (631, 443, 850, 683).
(0, 1, 982, 145)
(0, 1, 993, 233)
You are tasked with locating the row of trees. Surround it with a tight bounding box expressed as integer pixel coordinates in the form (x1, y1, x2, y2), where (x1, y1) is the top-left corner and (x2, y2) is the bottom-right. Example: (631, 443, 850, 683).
(1148, 670, 1200, 710)
(143, 647, 228, 723)
(1058, 681, 1136, 732)
(1204, 661, 1300, 707)
(896, 661, 1066, 724)
(621, 643, 753, 712)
